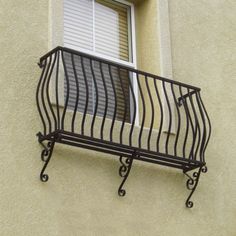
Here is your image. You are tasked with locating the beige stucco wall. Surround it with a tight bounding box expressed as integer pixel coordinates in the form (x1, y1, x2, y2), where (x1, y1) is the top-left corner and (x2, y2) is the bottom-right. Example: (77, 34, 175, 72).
(0, 0, 236, 236)
(168, 0, 236, 235)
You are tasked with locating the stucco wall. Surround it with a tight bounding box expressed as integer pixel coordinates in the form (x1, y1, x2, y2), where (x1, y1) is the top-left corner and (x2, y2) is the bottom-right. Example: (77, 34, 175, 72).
(0, 0, 235, 236)
(168, 0, 236, 235)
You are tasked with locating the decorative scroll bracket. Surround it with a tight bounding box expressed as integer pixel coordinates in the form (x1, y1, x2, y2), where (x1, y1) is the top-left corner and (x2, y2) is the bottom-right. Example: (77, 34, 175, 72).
(184, 165, 207, 208)
(118, 152, 136, 197)
(37, 132, 55, 182)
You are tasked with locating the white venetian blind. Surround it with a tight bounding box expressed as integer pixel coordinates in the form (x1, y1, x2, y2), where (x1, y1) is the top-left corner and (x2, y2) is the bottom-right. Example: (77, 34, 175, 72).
(64, 0, 131, 62)
(64, 0, 93, 51)
(95, 0, 130, 61)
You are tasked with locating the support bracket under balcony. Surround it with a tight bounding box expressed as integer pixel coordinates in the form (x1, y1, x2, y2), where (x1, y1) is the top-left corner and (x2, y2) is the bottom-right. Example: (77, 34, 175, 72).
(184, 165, 207, 208)
(37, 132, 56, 182)
(118, 153, 136, 197)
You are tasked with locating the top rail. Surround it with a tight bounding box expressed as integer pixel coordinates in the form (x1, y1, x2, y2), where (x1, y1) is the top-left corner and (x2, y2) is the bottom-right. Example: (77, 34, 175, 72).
(39, 46, 201, 91)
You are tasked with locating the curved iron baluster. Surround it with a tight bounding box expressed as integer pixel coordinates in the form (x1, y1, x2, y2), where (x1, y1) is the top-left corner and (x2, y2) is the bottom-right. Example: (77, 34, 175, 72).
(184, 166, 207, 208)
(100, 62, 108, 140)
(46, 51, 58, 131)
(137, 74, 146, 149)
(71, 53, 80, 133)
(189, 91, 201, 161)
(179, 87, 190, 158)
(36, 59, 47, 135)
(55, 50, 61, 130)
(146, 76, 154, 150)
(154, 79, 163, 152)
(61, 51, 70, 131)
(162, 81, 172, 154)
(41, 56, 52, 134)
(128, 71, 137, 147)
(39, 141, 55, 182)
(90, 59, 99, 138)
(108, 65, 117, 142)
(184, 90, 195, 160)
(80, 57, 89, 135)
(118, 67, 128, 144)
(170, 84, 181, 156)
(118, 155, 134, 197)
(198, 92, 212, 162)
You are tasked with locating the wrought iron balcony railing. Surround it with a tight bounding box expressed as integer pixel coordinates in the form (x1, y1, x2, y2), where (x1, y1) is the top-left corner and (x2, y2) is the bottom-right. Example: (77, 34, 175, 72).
(36, 46, 211, 208)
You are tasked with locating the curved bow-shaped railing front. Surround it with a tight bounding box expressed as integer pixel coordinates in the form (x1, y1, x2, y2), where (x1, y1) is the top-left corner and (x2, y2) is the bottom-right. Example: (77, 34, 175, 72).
(36, 46, 211, 207)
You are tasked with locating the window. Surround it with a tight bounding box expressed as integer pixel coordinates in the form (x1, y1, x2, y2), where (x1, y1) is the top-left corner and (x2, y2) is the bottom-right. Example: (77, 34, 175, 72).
(62, 0, 136, 122)
(64, 0, 134, 63)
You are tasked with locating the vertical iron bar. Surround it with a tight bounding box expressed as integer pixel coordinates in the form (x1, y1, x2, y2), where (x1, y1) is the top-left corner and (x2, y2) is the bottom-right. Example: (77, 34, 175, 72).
(145, 76, 154, 150)
(198, 93, 211, 161)
(90, 59, 99, 138)
(108, 65, 117, 142)
(71, 53, 80, 133)
(170, 84, 181, 156)
(179, 86, 189, 158)
(80, 56, 89, 136)
(128, 71, 137, 147)
(61, 50, 70, 131)
(162, 81, 172, 154)
(55, 50, 60, 130)
(137, 74, 146, 149)
(185, 89, 195, 160)
(100, 62, 108, 140)
(36, 58, 47, 135)
(41, 56, 52, 134)
(118, 67, 127, 145)
(46, 51, 58, 131)
(188, 89, 201, 160)
(154, 79, 163, 152)
(195, 92, 206, 162)
(193, 93, 202, 161)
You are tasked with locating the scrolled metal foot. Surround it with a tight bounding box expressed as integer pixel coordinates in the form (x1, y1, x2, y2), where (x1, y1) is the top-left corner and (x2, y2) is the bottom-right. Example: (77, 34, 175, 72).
(118, 156, 133, 197)
(39, 141, 55, 182)
(201, 165, 208, 173)
(184, 166, 206, 208)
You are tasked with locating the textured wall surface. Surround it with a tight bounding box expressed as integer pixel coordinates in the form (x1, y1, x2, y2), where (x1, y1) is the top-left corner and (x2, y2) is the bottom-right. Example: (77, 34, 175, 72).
(0, 0, 236, 236)
(168, 0, 236, 235)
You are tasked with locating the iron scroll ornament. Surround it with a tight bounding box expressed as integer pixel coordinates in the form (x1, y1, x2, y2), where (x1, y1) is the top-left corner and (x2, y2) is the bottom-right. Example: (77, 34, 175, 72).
(184, 165, 207, 208)
(118, 155, 133, 196)
(37, 132, 55, 182)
